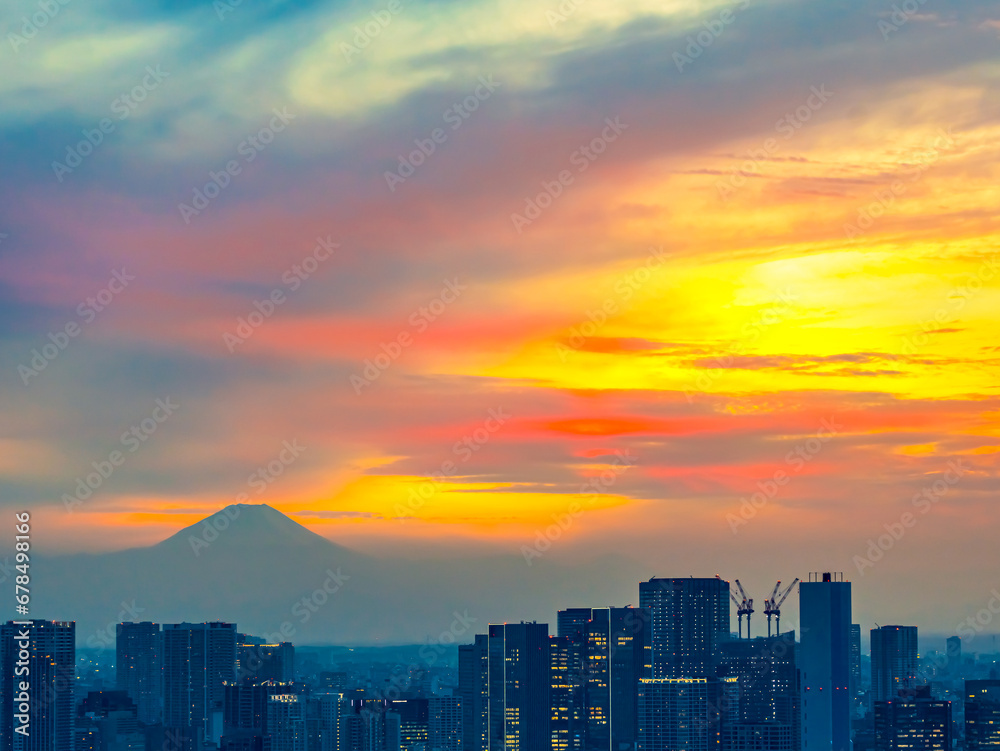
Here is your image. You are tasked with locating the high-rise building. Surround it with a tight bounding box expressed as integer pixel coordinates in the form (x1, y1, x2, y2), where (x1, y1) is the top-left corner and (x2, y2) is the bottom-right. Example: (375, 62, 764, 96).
(1, 619, 76, 751)
(458, 634, 488, 751)
(116, 621, 162, 725)
(428, 697, 462, 751)
(873, 685, 950, 750)
(718, 631, 800, 750)
(554, 607, 651, 751)
(850, 625, 862, 705)
(965, 679, 1000, 749)
(238, 642, 294, 683)
(799, 572, 851, 751)
(486, 623, 550, 751)
(870, 626, 918, 703)
(162, 621, 237, 746)
(387, 699, 428, 751)
(947, 637, 963, 674)
(224, 680, 299, 735)
(269, 695, 308, 751)
(638, 577, 729, 679)
(74, 690, 144, 751)
(637, 677, 734, 751)
(316, 693, 344, 751)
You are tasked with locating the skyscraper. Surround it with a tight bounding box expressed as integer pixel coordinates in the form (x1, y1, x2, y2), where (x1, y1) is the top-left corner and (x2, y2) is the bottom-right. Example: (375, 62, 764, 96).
(458, 634, 488, 751)
(554, 606, 651, 751)
(162, 621, 237, 746)
(873, 685, 950, 750)
(870, 626, 918, 703)
(637, 677, 734, 751)
(638, 577, 730, 679)
(1, 620, 76, 751)
(268, 694, 308, 751)
(718, 631, 800, 750)
(486, 623, 550, 751)
(116, 621, 162, 725)
(550, 635, 583, 751)
(965, 679, 1000, 750)
(428, 697, 462, 751)
(237, 640, 294, 683)
(850, 624, 862, 705)
(799, 572, 851, 751)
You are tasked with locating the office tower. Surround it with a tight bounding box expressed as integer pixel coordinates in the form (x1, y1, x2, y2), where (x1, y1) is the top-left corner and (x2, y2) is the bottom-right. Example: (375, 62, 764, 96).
(75, 690, 144, 751)
(116, 621, 162, 725)
(316, 693, 344, 751)
(238, 641, 295, 683)
(718, 631, 800, 750)
(385, 711, 402, 751)
(428, 697, 462, 751)
(162, 621, 237, 746)
(638, 577, 729, 679)
(637, 677, 734, 751)
(947, 637, 963, 674)
(458, 635, 488, 751)
(486, 623, 550, 751)
(850, 625, 862, 704)
(550, 636, 583, 751)
(224, 680, 298, 735)
(1, 619, 76, 751)
(870, 626, 919, 703)
(873, 685, 950, 750)
(965, 680, 1000, 749)
(554, 606, 651, 751)
(386, 699, 428, 751)
(799, 572, 852, 751)
(269, 695, 308, 751)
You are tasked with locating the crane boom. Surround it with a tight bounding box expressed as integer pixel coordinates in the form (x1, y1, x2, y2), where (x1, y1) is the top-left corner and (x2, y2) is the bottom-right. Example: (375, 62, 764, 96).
(775, 578, 799, 609)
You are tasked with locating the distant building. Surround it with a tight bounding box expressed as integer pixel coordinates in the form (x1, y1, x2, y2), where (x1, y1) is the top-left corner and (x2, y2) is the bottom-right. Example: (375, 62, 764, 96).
(718, 631, 800, 750)
(458, 634, 488, 751)
(428, 697, 462, 751)
(116, 621, 162, 725)
(638, 577, 729, 679)
(554, 606, 651, 751)
(224, 680, 299, 735)
(486, 623, 550, 751)
(799, 572, 852, 751)
(75, 690, 144, 751)
(873, 685, 950, 750)
(965, 679, 1000, 749)
(162, 621, 237, 746)
(870, 626, 918, 703)
(637, 677, 735, 751)
(1, 619, 76, 751)
(268, 695, 308, 751)
(238, 642, 294, 684)
(316, 692, 344, 751)
(947, 637, 963, 674)
(850, 625, 862, 705)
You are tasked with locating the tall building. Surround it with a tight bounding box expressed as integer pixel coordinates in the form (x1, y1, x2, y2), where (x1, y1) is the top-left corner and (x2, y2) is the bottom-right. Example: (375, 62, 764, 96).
(637, 677, 734, 751)
(162, 621, 237, 746)
(554, 606, 651, 751)
(1, 620, 76, 751)
(75, 690, 144, 751)
(965, 679, 1000, 749)
(486, 623, 550, 751)
(870, 626, 918, 703)
(718, 631, 800, 750)
(317, 693, 344, 751)
(638, 577, 729, 679)
(269, 695, 308, 751)
(873, 685, 950, 750)
(238, 641, 294, 683)
(116, 621, 162, 725)
(850, 625, 862, 705)
(947, 637, 963, 674)
(799, 572, 851, 751)
(387, 699, 428, 751)
(458, 634, 488, 751)
(428, 697, 462, 751)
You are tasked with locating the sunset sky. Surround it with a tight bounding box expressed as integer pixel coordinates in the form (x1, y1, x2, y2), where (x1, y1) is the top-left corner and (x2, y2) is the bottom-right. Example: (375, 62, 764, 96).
(1, 0, 999, 633)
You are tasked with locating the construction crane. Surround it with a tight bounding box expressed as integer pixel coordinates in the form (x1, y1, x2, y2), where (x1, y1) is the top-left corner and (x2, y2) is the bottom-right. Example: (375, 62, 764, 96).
(734, 579, 754, 638)
(763, 578, 799, 636)
(729, 588, 745, 638)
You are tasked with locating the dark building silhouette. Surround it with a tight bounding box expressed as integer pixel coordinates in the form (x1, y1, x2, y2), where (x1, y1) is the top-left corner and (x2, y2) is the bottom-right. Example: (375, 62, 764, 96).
(799, 572, 852, 751)
(965, 679, 1000, 749)
(162, 622, 237, 746)
(638, 577, 729, 680)
(870, 626, 918, 703)
(486, 623, 550, 751)
(1, 619, 76, 751)
(428, 696, 462, 751)
(237, 641, 294, 684)
(458, 634, 488, 751)
(554, 607, 651, 751)
(947, 637, 963, 674)
(116, 621, 162, 725)
(850, 625, 862, 705)
(718, 631, 800, 750)
(550, 635, 583, 751)
(873, 685, 950, 750)
(75, 690, 143, 751)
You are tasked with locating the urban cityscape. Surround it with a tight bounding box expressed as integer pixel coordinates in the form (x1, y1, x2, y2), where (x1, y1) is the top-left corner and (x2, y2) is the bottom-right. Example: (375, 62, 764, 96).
(3, 573, 1000, 751)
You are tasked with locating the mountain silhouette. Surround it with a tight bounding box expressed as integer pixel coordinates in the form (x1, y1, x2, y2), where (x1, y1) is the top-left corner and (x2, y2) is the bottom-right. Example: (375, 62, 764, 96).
(27, 505, 644, 645)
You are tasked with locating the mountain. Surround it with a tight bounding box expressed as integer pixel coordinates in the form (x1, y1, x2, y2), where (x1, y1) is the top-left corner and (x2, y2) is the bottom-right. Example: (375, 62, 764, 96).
(28, 505, 645, 645)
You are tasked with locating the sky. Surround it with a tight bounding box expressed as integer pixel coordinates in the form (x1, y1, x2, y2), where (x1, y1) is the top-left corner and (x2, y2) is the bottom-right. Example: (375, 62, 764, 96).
(1, 0, 999, 634)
